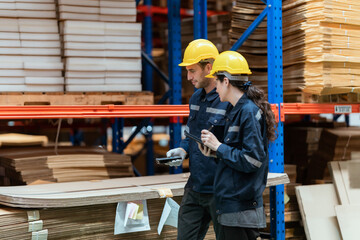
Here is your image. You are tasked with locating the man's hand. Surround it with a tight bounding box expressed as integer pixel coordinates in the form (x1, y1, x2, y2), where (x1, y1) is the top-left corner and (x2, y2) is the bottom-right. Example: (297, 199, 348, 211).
(165, 148, 187, 167)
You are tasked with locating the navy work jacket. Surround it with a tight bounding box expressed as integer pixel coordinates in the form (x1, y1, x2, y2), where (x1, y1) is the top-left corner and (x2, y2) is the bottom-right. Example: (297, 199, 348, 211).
(180, 88, 231, 193)
(214, 93, 269, 214)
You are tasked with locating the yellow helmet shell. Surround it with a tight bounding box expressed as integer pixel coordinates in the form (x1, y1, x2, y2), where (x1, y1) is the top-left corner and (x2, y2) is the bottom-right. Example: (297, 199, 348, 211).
(179, 39, 219, 67)
(206, 51, 252, 78)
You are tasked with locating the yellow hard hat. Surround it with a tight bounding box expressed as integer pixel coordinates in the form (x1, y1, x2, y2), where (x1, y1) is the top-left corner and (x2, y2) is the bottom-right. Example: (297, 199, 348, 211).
(205, 51, 252, 78)
(179, 39, 219, 67)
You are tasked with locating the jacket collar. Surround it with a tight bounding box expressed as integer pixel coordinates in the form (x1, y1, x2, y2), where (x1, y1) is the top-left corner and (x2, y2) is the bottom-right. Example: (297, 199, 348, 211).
(200, 88, 218, 102)
(228, 93, 248, 121)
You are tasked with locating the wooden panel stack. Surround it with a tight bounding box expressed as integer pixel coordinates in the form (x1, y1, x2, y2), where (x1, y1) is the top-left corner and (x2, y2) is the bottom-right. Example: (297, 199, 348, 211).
(229, 0, 269, 92)
(0, 0, 63, 92)
(57, 0, 142, 92)
(283, 0, 360, 95)
(0, 147, 133, 185)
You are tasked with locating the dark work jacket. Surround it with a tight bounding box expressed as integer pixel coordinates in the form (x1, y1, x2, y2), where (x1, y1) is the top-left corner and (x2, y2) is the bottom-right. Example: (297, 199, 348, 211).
(214, 93, 269, 214)
(180, 88, 232, 193)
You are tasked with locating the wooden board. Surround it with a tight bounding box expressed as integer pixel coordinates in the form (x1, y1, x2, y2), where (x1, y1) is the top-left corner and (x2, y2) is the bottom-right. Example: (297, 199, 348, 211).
(0, 92, 153, 105)
(295, 184, 341, 240)
(0, 133, 48, 147)
(335, 205, 360, 240)
(329, 161, 360, 205)
(0, 172, 289, 208)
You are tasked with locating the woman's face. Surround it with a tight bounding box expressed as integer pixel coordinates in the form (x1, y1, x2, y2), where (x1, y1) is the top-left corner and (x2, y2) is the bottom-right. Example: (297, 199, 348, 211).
(215, 77, 228, 102)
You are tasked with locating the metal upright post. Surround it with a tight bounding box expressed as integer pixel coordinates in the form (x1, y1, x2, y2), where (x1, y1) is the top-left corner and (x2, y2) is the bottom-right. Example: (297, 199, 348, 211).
(168, 0, 182, 174)
(267, 0, 285, 239)
(112, 118, 124, 154)
(193, 0, 207, 39)
(144, 0, 154, 175)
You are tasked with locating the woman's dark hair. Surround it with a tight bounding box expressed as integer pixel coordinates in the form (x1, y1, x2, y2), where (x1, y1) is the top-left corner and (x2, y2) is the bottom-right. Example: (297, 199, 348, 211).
(217, 74, 277, 142)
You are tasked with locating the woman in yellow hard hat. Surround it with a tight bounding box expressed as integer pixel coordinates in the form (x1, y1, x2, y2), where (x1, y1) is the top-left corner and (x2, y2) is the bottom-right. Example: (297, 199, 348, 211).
(199, 51, 277, 240)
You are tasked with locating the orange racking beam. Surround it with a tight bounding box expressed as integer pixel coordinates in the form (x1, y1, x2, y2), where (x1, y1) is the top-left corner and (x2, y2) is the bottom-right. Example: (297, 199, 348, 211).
(0, 104, 280, 120)
(280, 103, 360, 122)
(0, 105, 190, 119)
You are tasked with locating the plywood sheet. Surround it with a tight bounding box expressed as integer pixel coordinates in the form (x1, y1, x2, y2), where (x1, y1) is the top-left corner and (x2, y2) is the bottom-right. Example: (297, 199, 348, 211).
(0, 172, 289, 208)
(335, 205, 360, 240)
(296, 184, 341, 240)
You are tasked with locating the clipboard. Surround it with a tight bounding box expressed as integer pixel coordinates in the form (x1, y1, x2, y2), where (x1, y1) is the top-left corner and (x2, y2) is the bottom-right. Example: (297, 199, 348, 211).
(184, 130, 204, 146)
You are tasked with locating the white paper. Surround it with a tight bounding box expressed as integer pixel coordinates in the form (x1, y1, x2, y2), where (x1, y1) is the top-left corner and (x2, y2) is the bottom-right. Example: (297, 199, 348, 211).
(157, 198, 180, 235)
(114, 200, 150, 235)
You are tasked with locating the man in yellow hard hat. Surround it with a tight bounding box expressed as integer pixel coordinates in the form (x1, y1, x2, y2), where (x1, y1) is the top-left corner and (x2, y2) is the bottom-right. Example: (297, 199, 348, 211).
(165, 39, 232, 240)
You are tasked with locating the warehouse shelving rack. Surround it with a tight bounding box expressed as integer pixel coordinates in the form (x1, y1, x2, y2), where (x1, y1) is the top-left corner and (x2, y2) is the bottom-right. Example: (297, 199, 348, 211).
(0, 0, 357, 239)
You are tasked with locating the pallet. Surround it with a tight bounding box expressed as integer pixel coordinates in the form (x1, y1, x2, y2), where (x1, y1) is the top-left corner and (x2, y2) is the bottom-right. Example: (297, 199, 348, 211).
(284, 92, 360, 103)
(0, 92, 153, 106)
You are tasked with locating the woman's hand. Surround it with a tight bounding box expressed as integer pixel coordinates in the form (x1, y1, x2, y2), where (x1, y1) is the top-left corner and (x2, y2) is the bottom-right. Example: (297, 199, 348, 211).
(197, 143, 217, 158)
(200, 130, 222, 151)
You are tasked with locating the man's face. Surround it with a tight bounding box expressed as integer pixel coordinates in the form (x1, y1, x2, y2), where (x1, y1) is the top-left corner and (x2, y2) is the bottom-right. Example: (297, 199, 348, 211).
(185, 63, 212, 89)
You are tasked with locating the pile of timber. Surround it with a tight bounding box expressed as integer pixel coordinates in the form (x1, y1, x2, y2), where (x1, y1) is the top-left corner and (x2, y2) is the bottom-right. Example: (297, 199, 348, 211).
(296, 160, 360, 240)
(0, 147, 133, 186)
(57, 0, 142, 92)
(283, 0, 360, 95)
(0, 0, 63, 92)
(306, 127, 360, 184)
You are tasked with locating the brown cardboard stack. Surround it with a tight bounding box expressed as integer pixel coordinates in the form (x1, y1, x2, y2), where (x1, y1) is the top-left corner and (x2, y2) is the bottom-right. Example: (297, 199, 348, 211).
(283, 0, 360, 95)
(229, 0, 269, 92)
(0, 0, 63, 92)
(0, 147, 133, 185)
(306, 127, 360, 183)
(57, 0, 142, 92)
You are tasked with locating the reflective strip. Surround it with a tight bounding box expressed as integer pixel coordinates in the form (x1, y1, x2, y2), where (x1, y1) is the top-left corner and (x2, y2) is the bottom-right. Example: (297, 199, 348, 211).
(228, 126, 239, 132)
(185, 125, 189, 133)
(190, 104, 200, 111)
(206, 107, 226, 115)
(244, 154, 262, 168)
(256, 109, 262, 121)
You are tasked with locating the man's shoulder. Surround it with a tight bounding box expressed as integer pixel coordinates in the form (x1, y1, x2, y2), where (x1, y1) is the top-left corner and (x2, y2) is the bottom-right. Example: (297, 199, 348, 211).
(189, 88, 203, 102)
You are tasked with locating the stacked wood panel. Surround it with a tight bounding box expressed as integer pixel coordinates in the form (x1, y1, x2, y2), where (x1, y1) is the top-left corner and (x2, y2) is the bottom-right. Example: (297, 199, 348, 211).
(0, 0, 63, 92)
(57, 0, 142, 92)
(0, 147, 133, 185)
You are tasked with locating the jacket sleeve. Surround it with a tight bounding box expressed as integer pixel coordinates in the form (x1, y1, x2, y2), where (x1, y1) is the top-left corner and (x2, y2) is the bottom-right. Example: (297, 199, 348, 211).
(216, 109, 266, 173)
(179, 104, 191, 154)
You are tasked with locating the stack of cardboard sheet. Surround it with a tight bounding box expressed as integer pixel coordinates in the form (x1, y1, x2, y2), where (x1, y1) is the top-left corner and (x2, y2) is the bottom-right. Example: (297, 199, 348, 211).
(0, 173, 288, 238)
(0, 147, 133, 185)
(229, 0, 269, 92)
(0, 173, 289, 238)
(57, 0, 136, 22)
(283, 0, 360, 95)
(306, 127, 360, 184)
(0, 0, 63, 92)
(57, 0, 142, 92)
(0, 198, 184, 240)
(296, 160, 360, 240)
